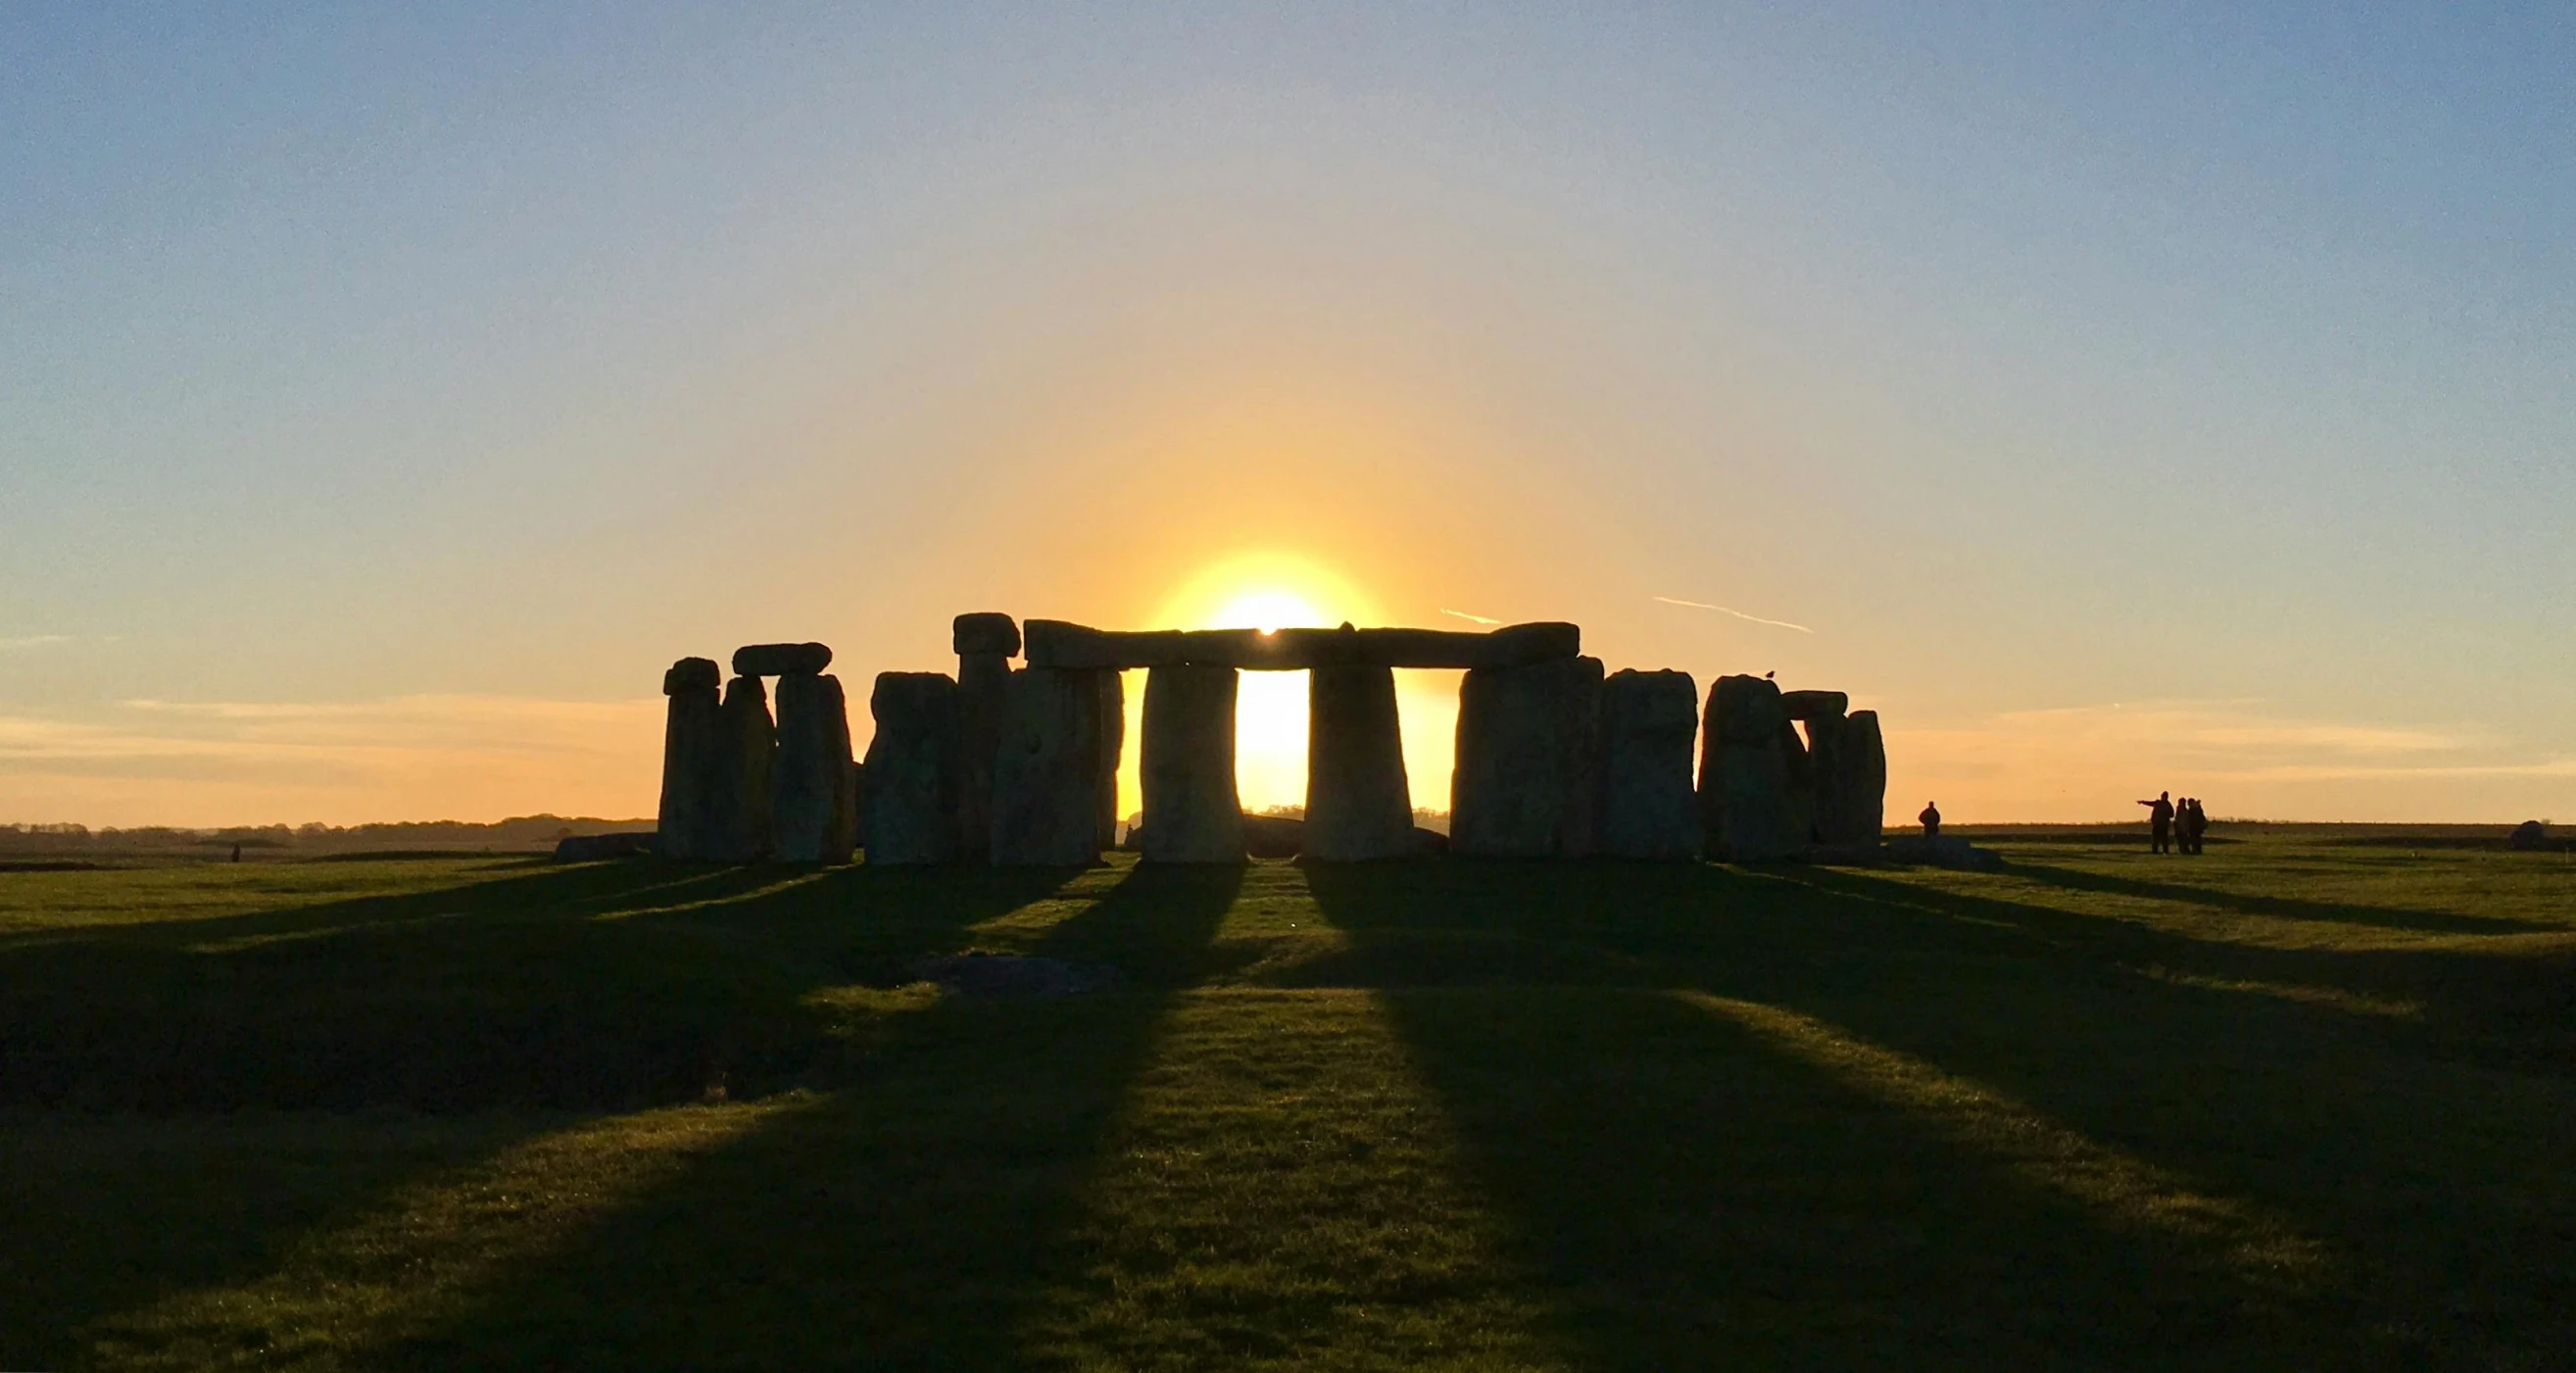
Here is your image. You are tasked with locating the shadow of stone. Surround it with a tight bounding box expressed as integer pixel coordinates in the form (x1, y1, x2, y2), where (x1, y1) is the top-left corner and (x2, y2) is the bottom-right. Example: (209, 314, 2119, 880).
(1996, 858, 2556, 937)
(364, 864, 1243, 1370)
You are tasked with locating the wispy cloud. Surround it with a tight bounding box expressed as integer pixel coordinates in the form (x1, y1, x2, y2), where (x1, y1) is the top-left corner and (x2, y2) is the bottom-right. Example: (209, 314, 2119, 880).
(1652, 596, 1813, 634)
(0, 634, 73, 651)
(1438, 608, 1502, 626)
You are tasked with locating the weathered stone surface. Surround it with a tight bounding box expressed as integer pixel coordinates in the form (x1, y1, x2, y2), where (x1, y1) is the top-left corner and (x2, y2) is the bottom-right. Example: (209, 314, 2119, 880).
(1699, 675, 1793, 861)
(1887, 834, 2002, 871)
(1095, 669, 1126, 851)
(863, 672, 959, 865)
(1779, 689, 1849, 721)
(773, 673, 856, 863)
(1806, 710, 1887, 844)
(1023, 620, 1580, 671)
(663, 657, 720, 696)
(1242, 812, 1304, 858)
(953, 613, 1021, 657)
(1141, 665, 1244, 863)
(1305, 663, 1415, 860)
(1450, 656, 1603, 858)
(1594, 668, 1700, 859)
(656, 668, 723, 860)
(990, 667, 1104, 865)
(706, 675, 777, 862)
(954, 653, 1013, 861)
(732, 642, 833, 677)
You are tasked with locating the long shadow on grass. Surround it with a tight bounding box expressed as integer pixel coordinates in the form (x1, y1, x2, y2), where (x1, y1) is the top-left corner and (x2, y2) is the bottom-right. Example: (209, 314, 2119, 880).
(359, 862, 1245, 1371)
(1995, 858, 2558, 936)
(1303, 860, 2576, 1366)
(3, 858, 1093, 1367)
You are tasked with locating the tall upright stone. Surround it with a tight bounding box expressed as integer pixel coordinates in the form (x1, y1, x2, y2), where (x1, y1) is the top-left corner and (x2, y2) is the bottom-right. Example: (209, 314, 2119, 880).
(1808, 709, 1886, 843)
(1594, 668, 1700, 860)
(954, 613, 1020, 864)
(706, 674, 777, 862)
(1450, 656, 1603, 858)
(1141, 664, 1244, 863)
(773, 672, 855, 863)
(656, 658, 723, 860)
(1305, 663, 1413, 860)
(1779, 717, 1818, 847)
(864, 672, 960, 865)
(1698, 675, 1793, 861)
(1095, 669, 1127, 851)
(990, 667, 1104, 865)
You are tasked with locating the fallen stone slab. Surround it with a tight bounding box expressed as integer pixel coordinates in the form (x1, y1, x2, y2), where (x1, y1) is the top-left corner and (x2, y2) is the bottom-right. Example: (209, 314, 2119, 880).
(1886, 834, 2003, 871)
(732, 642, 833, 677)
(553, 831, 656, 861)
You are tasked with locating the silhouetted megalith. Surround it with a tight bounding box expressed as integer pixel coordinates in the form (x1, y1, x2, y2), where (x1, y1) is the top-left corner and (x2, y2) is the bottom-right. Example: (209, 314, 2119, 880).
(1805, 709, 1886, 845)
(707, 675, 777, 862)
(773, 672, 855, 863)
(733, 642, 833, 677)
(1779, 717, 1818, 846)
(1141, 664, 1244, 863)
(863, 672, 960, 865)
(955, 648, 1014, 862)
(990, 667, 1105, 865)
(1699, 675, 1793, 861)
(1095, 669, 1126, 852)
(1779, 689, 1848, 721)
(1451, 655, 1603, 858)
(1594, 668, 1700, 859)
(1304, 662, 1414, 860)
(1022, 619, 1580, 671)
(952, 613, 1022, 658)
(656, 659, 723, 860)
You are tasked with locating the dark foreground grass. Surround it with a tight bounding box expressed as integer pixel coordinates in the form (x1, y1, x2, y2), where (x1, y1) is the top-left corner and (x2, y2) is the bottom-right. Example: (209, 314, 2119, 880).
(3, 835, 2572, 1369)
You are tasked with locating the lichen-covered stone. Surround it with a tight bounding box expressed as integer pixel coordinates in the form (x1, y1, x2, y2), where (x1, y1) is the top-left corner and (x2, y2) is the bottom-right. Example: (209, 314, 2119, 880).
(1305, 663, 1415, 860)
(1594, 668, 1699, 859)
(863, 672, 959, 865)
(1450, 656, 1603, 858)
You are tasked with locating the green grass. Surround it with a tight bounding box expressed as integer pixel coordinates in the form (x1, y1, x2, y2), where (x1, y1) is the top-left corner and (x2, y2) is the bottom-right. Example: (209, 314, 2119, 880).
(3, 834, 2572, 1369)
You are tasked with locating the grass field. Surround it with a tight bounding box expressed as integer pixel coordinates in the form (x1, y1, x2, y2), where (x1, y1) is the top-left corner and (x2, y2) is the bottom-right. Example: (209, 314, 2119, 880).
(4, 832, 2572, 1369)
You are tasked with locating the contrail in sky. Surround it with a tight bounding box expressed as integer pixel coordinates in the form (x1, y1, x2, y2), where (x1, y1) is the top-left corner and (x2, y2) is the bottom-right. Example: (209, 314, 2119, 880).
(0, 634, 72, 651)
(1652, 597, 1813, 634)
(1439, 609, 1502, 626)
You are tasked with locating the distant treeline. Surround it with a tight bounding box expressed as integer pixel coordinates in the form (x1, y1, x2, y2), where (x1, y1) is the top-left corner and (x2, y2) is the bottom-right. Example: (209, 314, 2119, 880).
(0, 815, 653, 858)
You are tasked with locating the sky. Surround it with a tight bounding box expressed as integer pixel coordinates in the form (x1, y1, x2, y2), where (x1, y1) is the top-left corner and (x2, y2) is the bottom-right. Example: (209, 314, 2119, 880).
(3, 2, 2570, 826)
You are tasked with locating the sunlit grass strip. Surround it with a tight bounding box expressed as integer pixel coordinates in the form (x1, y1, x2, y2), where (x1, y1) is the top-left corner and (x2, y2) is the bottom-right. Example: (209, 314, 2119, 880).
(83, 1098, 807, 1371)
(2130, 965, 2424, 1020)
(1681, 993, 2335, 1291)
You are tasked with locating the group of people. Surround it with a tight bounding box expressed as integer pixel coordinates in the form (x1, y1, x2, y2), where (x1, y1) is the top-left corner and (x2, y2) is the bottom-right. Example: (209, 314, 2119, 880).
(2139, 791, 2209, 855)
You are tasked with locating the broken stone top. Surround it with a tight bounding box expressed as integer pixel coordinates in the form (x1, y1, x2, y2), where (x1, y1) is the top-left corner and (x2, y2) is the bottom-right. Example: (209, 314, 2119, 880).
(732, 642, 833, 678)
(663, 657, 720, 697)
(1021, 619, 1579, 672)
(953, 613, 1021, 657)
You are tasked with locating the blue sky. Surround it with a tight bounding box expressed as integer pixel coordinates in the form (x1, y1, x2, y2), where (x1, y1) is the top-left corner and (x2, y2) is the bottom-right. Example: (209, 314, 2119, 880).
(3, 3, 2569, 822)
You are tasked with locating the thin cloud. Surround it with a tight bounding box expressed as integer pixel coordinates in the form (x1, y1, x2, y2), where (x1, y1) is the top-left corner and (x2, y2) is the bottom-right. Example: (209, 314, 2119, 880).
(1652, 596, 1813, 634)
(1438, 609, 1502, 626)
(0, 634, 73, 651)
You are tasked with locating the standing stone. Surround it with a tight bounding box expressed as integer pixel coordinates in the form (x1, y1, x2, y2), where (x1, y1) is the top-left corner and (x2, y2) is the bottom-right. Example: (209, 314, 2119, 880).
(1141, 664, 1244, 863)
(955, 651, 1014, 862)
(706, 675, 777, 862)
(1305, 663, 1414, 860)
(1823, 710, 1887, 842)
(1594, 668, 1700, 859)
(773, 673, 855, 863)
(991, 667, 1105, 865)
(1095, 669, 1126, 852)
(864, 673, 960, 865)
(1450, 656, 1603, 858)
(1698, 675, 1793, 861)
(656, 659, 723, 860)
(1779, 717, 1818, 847)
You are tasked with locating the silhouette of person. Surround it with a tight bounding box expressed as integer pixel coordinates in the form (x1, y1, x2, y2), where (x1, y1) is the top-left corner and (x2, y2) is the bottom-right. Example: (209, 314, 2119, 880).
(2137, 791, 2174, 854)
(230, 842, 242, 863)
(2184, 798, 2208, 855)
(1919, 802, 1941, 839)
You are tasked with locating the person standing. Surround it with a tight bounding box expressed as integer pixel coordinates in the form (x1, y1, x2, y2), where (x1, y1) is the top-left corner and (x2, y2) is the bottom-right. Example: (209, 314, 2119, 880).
(2137, 791, 2175, 854)
(2184, 798, 2209, 855)
(1920, 802, 1942, 840)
